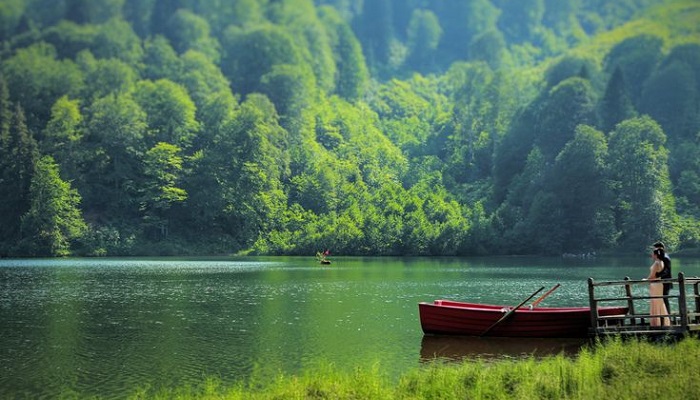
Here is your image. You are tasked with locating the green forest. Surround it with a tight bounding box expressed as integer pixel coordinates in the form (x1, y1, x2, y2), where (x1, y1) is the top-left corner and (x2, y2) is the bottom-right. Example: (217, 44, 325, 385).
(0, 0, 698, 257)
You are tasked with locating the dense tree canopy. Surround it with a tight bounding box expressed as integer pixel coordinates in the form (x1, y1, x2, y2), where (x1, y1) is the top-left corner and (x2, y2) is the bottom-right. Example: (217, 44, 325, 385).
(0, 0, 699, 257)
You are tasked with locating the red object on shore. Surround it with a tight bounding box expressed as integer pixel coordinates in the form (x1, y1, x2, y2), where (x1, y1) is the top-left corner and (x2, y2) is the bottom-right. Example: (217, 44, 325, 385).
(419, 300, 628, 338)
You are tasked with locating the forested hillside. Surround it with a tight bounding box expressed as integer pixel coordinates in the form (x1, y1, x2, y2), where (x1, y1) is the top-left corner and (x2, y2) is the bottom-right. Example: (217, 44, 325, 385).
(0, 0, 698, 257)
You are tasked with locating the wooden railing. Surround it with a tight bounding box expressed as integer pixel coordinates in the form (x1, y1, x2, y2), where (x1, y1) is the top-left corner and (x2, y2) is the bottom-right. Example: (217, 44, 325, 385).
(587, 272, 700, 336)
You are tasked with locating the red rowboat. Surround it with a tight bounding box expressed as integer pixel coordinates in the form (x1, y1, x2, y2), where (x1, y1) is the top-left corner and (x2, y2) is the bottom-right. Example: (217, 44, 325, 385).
(419, 300, 628, 338)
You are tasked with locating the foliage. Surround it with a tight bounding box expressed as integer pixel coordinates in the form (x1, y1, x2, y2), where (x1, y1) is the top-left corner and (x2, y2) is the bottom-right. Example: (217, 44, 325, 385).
(406, 9, 442, 73)
(140, 142, 187, 240)
(608, 116, 679, 250)
(0, 103, 39, 255)
(550, 125, 617, 252)
(0, 0, 699, 256)
(19, 156, 86, 256)
(318, 5, 369, 101)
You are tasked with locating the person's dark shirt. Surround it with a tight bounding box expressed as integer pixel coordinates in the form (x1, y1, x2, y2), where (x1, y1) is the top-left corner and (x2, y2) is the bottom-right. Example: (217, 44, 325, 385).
(659, 255, 672, 280)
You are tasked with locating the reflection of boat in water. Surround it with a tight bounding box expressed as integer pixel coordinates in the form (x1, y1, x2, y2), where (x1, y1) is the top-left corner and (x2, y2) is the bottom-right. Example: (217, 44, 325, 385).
(419, 300, 628, 338)
(420, 335, 586, 362)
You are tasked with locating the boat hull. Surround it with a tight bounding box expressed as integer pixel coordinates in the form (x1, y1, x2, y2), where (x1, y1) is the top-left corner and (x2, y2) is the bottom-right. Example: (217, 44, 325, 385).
(419, 300, 628, 338)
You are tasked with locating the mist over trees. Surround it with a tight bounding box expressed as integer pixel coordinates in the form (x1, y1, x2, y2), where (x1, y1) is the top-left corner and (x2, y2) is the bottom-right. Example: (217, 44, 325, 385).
(0, 0, 698, 257)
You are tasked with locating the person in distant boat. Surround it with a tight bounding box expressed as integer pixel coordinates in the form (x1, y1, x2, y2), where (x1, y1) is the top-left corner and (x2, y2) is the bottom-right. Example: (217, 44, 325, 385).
(316, 249, 331, 264)
(653, 241, 672, 312)
(645, 248, 671, 327)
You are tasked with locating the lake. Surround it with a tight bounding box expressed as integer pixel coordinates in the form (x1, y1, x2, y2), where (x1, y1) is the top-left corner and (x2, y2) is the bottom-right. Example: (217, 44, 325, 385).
(1, 255, 699, 398)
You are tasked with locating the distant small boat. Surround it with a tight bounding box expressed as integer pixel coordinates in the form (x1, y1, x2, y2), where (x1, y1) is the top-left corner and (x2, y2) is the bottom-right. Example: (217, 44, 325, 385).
(419, 300, 628, 338)
(316, 250, 332, 265)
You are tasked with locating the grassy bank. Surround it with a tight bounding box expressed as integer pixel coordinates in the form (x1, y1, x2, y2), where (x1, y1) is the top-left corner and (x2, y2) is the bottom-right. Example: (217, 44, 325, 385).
(131, 337, 700, 400)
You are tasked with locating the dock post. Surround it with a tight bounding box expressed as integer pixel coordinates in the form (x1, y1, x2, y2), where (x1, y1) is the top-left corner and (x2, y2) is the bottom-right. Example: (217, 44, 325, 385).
(695, 279, 700, 324)
(678, 272, 688, 333)
(587, 278, 599, 332)
(624, 276, 636, 325)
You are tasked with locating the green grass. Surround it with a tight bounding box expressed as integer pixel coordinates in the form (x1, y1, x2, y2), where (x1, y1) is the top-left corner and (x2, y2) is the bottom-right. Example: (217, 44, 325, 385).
(126, 337, 700, 400)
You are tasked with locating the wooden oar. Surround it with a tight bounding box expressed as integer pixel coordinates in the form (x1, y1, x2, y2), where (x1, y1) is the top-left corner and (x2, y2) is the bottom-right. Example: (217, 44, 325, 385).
(480, 286, 545, 337)
(529, 283, 561, 308)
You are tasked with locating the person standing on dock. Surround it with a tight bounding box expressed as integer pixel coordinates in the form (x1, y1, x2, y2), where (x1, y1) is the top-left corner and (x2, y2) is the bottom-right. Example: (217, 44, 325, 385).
(646, 248, 671, 327)
(653, 241, 672, 312)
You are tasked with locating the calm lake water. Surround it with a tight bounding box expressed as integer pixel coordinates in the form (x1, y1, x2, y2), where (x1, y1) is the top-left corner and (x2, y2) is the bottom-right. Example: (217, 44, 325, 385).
(1, 255, 699, 398)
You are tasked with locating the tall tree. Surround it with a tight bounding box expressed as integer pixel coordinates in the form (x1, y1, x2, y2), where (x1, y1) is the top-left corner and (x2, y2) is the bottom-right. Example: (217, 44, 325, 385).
(195, 0, 264, 33)
(494, 0, 544, 43)
(41, 20, 100, 60)
(221, 25, 302, 96)
(640, 57, 698, 142)
(542, 0, 581, 33)
(64, 0, 124, 24)
(0, 77, 13, 253)
(79, 53, 138, 101)
(19, 155, 86, 256)
(318, 6, 369, 101)
(42, 95, 84, 181)
(193, 94, 290, 250)
(492, 104, 540, 203)
(675, 140, 700, 217)
(608, 116, 678, 250)
(0, 0, 24, 41)
(406, 9, 442, 73)
(269, 0, 336, 94)
(544, 55, 598, 89)
(354, 0, 393, 67)
(148, 0, 184, 36)
(164, 9, 220, 61)
(259, 63, 315, 131)
(433, 0, 499, 65)
(603, 34, 663, 108)
(133, 79, 200, 149)
(140, 142, 187, 240)
(123, 0, 157, 37)
(444, 62, 519, 187)
(0, 104, 39, 252)
(142, 35, 182, 81)
(550, 125, 616, 252)
(91, 18, 144, 66)
(495, 146, 551, 254)
(600, 66, 636, 133)
(1, 42, 84, 132)
(82, 93, 147, 219)
(0, 76, 10, 144)
(535, 77, 597, 160)
(468, 29, 508, 71)
(178, 50, 231, 112)
(642, 43, 700, 188)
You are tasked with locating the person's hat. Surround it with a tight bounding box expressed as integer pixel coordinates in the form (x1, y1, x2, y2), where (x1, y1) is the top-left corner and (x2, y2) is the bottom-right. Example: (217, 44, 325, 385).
(653, 241, 665, 249)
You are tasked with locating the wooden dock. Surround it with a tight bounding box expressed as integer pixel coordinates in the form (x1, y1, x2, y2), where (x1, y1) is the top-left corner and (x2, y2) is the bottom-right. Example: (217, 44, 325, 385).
(588, 273, 700, 337)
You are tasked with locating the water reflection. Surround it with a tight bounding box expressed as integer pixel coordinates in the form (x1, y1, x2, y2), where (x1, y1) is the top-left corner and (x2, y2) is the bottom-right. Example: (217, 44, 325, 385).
(419, 335, 586, 362)
(2, 256, 700, 399)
